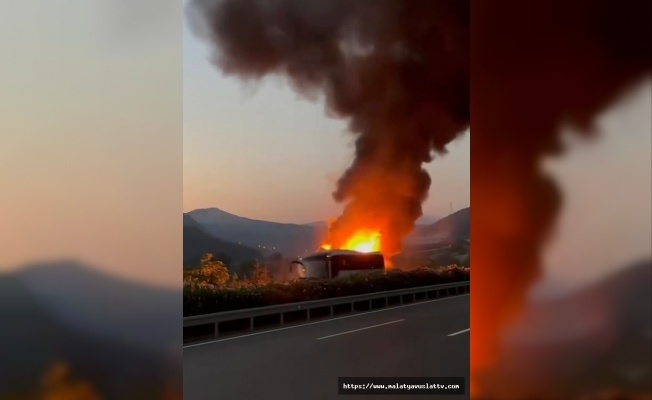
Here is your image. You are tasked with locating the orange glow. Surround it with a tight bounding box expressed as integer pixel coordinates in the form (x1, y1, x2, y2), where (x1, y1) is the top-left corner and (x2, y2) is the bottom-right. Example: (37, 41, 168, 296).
(322, 229, 381, 253)
(344, 230, 381, 252)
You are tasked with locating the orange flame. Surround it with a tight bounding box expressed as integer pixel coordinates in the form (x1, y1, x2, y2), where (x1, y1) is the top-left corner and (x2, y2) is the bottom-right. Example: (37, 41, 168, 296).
(321, 229, 381, 253)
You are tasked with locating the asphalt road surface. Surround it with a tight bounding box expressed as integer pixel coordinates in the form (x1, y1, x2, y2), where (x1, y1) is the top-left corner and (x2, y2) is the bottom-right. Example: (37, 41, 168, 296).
(184, 294, 469, 400)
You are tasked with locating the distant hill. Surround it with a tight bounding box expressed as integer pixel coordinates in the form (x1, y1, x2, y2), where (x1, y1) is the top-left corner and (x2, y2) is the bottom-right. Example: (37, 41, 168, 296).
(1, 262, 180, 398)
(303, 215, 438, 228)
(183, 213, 264, 268)
(302, 220, 328, 228)
(187, 208, 451, 257)
(187, 208, 327, 257)
(416, 214, 441, 225)
(494, 259, 652, 398)
(413, 207, 470, 242)
(15, 261, 181, 352)
(183, 212, 206, 231)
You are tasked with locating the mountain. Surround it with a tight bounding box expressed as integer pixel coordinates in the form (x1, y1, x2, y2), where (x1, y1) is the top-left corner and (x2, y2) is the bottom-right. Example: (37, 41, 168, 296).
(1, 263, 180, 399)
(183, 213, 264, 268)
(15, 261, 181, 352)
(413, 207, 470, 242)
(187, 208, 327, 257)
(416, 214, 440, 225)
(302, 220, 328, 228)
(183, 212, 206, 231)
(491, 259, 652, 398)
(187, 208, 451, 257)
(302, 215, 438, 228)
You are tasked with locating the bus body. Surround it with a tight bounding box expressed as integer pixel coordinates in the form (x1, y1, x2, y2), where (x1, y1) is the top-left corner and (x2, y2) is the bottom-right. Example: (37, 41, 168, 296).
(290, 250, 385, 280)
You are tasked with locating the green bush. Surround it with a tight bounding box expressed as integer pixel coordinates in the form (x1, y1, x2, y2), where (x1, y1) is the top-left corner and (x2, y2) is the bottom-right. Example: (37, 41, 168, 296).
(183, 265, 470, 317)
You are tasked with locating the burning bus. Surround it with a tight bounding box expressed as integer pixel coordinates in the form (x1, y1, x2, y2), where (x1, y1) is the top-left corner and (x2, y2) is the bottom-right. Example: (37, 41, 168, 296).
(290, 250, 385, 280)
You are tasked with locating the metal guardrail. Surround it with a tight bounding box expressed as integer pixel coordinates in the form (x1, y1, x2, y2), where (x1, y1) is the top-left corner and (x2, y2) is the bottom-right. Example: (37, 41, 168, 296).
(184, 280, 470, 344)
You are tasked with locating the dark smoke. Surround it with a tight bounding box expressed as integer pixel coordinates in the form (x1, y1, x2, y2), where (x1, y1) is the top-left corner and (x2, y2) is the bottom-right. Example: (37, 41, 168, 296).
(472, 0, 651, 398)
(187, 0, 470, 257)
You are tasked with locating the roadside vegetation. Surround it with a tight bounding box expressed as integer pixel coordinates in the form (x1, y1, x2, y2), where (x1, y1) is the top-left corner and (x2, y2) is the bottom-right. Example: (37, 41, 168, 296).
(183, 253, 470, 316)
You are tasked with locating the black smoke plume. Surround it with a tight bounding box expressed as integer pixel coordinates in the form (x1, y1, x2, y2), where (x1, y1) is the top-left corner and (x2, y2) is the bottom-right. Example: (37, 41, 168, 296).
(187, 0, 470, 256)
(471, 0, 651, 398)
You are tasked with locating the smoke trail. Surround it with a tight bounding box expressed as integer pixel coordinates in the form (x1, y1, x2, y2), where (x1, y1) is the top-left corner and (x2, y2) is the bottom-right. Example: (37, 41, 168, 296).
(472, 0, 650, 398)
(187, 0, 470, 257)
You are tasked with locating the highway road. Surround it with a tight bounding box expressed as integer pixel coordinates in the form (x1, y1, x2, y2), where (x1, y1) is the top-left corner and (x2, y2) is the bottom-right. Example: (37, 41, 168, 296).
(184, 293, 469, 400)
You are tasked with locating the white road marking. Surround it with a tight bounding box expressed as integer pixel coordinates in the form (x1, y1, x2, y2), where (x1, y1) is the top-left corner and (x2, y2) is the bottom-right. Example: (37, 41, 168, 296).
(316, 319, 404, 340)
(183, 293, 469, 349)
(447, 328, 470, 337)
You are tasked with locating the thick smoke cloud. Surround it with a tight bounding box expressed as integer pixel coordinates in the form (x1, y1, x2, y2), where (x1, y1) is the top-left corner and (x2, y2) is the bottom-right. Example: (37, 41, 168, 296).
(187, 0, 470, 256)
(187, 0, 649, 397)
(472, 0, 650, 398)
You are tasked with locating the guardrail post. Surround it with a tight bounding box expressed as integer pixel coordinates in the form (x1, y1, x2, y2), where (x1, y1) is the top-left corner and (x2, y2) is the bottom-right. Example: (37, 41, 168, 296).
(330, 305, 333, 317)
(307, 308, 311, 320)
(280, 312, 284, 326)
(413, 293, 416, 302)
(385, 297, 388, 308)
(250, 317, 254, 331)
(214, 322, 219, 338)
(368, 299, 372, 310)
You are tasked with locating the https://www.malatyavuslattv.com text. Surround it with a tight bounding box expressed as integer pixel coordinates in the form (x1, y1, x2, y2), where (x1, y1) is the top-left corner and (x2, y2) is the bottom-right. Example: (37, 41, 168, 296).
(338, 377, 465, 395)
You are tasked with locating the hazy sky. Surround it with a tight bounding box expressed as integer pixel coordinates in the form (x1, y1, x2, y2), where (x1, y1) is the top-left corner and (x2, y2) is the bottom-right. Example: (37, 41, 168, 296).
(534, 77, 651, 295)
(0, 0, 182, 288)
(182, 16, 470, 224)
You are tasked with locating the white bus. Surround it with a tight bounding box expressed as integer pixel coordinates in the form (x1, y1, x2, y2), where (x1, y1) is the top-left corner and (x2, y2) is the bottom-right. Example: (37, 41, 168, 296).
(290, 250, 385, 280)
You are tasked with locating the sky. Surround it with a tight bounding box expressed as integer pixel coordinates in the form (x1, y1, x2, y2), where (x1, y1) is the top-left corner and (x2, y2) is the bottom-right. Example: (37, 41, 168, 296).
(182, 15, 471, 224)
(534, 77, 651, 295)
(0, 0, 182, 288)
